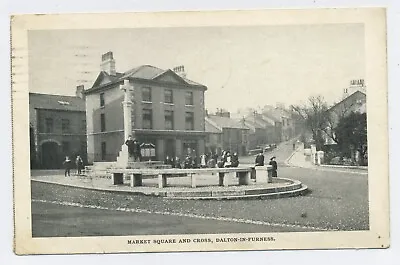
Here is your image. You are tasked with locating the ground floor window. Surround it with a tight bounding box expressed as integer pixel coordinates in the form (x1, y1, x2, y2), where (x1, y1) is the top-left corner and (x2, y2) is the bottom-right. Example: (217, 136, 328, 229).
(101, 142, 106, 161)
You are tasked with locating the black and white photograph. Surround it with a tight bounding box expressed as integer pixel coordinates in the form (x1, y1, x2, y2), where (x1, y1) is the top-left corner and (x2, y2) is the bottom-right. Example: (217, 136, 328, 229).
(11, 8, 389, 254)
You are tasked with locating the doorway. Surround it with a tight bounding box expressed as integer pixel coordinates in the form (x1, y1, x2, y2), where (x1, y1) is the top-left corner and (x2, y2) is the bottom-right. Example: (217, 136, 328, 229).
(165, 139, 175, 159)
(41, 142, 60, 169)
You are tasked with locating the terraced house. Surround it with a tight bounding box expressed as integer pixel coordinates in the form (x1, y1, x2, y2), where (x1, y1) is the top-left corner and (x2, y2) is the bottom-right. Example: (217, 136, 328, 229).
(84, 52, 208, 164)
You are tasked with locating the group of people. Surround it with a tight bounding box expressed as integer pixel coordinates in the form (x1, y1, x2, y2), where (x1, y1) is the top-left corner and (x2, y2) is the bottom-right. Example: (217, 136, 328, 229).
(255, 151, 278, 177)
(125, 135, 142, 162)
(163, 150, 240, 169)
(62, 155, 84, 177)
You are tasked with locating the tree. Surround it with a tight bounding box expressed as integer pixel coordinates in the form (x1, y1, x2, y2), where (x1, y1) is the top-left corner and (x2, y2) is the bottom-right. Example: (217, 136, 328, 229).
(291, 95, 330, 150)
(334, 112, 367, 164)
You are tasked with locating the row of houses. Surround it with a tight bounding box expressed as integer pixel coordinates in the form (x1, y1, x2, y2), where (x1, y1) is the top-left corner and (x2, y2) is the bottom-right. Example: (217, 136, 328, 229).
(204, 107, 304, 156)
(29, 51, 303, 169)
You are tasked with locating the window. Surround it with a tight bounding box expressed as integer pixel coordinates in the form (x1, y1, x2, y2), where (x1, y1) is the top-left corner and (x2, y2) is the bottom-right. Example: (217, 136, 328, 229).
(45, 118, 53, 133)
(100, 113, 106, 132)
(164, 89, 173, 104)
(165, 110, 174, 130)
(101, 142, 106, 161)
(185, 112, 194, 130)
(61, 119, 70, 133)
(142, 87, 152, 102)
(185, 91, 194, 106)
(62, 141, 70, 154)
(142, 109, 153, 129)
(100, 93, 105, 107)
(81, 119, 86, 132)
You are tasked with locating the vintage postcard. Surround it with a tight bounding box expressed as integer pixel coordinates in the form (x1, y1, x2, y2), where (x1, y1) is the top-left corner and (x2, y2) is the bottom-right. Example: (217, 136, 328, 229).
(11, 8, 389, 255)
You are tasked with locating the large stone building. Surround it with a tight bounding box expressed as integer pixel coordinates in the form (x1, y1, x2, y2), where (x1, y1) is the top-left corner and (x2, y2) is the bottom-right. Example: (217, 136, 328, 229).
(84, 52, 208, 163)
(29, 88, 86, 169)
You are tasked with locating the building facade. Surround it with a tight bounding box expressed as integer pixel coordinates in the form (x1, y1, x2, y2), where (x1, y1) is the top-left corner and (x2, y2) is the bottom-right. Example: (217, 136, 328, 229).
(29, 90, 86, 169)
(323, 90, 367, 146)
(205, 112, 249, 156)
(85, 52, 208, 163)
(205, 119, 223, 155)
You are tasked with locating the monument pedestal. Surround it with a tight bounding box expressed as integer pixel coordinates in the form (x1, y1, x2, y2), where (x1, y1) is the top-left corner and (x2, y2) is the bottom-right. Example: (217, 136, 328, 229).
(116, 145, 136, 168)
(255, 166, 272, 183)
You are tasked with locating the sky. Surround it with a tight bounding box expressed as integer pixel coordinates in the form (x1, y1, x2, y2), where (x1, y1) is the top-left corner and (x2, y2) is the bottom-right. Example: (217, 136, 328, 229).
(28, 24, 365, 113)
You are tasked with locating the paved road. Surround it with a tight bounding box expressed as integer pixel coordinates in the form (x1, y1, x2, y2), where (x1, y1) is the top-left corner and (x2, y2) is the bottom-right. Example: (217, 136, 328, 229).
(31, 139, 369, 237)
(32, 197, 311, 237)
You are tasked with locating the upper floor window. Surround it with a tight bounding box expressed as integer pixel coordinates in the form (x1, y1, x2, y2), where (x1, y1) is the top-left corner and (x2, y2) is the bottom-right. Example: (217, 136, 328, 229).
(185, 91, 194, 106)
(142, 87, 152, 102)
(61, 119, 70, 133)
(185, 112, 194, 130)
(45, 118, 53, 133)
(100, 93, 105, 107)
(142, 109, 153, 129)
(165, 110, 174, 130)
(100, 113, 106, 132)
(164, 89, 173, 104)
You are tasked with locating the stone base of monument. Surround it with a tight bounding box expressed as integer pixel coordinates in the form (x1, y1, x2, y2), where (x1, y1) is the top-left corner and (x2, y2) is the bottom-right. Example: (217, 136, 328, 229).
(254, 166, 272, 183)
(161, 178, 308, 200)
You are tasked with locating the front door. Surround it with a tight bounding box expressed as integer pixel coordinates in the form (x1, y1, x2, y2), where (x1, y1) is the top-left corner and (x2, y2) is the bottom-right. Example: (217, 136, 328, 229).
(41, 142, 60, 169)
(165, 139, 175, 159)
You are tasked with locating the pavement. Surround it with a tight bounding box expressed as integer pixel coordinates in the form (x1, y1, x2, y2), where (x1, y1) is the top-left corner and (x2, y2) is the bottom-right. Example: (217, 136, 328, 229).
(284, 145, 368, 175)
(30, 138, 369, 236)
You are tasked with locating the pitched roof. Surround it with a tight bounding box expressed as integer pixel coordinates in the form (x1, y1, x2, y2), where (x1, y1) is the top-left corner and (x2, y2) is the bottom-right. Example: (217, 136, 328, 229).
(242, 118, 265, 129)
(29, 93, 85, 112)
(329, 90, 366, 112)
(206, 115, 249, 130)
(205, 119, 222, 133)
(262, 111, 282, 123)
(86, 65, 207, 94)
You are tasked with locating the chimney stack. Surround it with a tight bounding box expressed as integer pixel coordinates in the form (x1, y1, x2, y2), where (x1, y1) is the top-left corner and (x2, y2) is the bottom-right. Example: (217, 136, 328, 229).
(101, 51, 116, 76)
(173, 65, 187, 78)
(76, 85, 85, 99)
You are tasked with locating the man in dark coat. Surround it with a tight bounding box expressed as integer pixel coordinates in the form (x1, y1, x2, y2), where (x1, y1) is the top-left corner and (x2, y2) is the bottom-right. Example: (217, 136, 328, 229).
(63, 156, 72, 177)
(231, 152, 239, 167)
(269, 156, 278, 177)
(125, 135, 142, 162)
(255, 151, 265, 166)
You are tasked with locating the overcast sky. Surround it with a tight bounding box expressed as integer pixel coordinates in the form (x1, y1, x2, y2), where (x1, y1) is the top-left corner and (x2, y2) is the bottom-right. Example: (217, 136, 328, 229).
(28, 24, 365, 113)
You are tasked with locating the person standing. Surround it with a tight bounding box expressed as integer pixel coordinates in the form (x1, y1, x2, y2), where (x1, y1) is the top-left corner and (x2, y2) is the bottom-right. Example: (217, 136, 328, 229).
(132, 139, 142, 162)
(125, 136, 142, 162)
(269, 156, 278, 177)
(125, 135, 135, 157)
(200, 153, 207, 168)
(224, 151, 232, 168)
(63, 156, 72, 177)
(231, 152, 239, 167)
(75, 155, 83, 175)
(255, 151, 265, 166)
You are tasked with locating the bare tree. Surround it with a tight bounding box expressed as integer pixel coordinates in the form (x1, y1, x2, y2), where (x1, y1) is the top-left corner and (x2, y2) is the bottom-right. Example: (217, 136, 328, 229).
(321, 97, 359, 144)
(291, 95, 329, 150)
